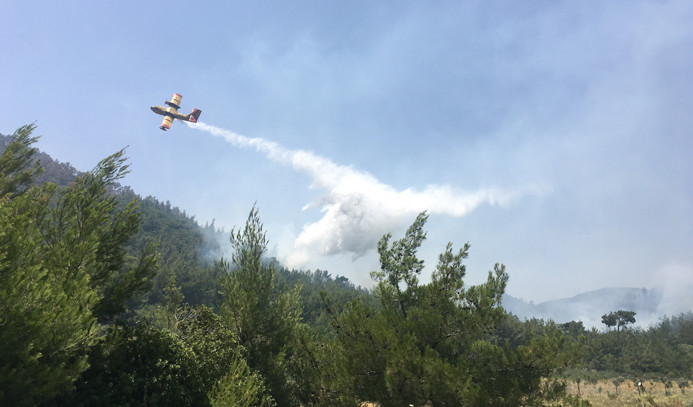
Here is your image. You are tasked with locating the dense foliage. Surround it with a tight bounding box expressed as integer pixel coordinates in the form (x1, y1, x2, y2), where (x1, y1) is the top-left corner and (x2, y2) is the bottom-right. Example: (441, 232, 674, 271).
(326, 213, 579, 406)
(561, 313, 693, 381)
(0, 125, 158, 405)
(1, 126, 691, 406)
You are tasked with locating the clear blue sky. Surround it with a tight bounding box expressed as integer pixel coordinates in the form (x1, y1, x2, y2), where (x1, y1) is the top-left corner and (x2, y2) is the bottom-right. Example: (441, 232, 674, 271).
(2, 1, 692, 306)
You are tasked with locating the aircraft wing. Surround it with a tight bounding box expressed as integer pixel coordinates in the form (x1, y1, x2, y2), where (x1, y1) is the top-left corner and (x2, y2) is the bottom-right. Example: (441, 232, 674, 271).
(165, 93, 183, 109)
(159, 115, 175, 131)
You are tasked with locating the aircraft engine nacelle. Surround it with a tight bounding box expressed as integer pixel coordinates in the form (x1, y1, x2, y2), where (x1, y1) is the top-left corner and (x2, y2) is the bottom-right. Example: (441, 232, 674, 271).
(160, 115, 174, 131)
(165, 93, 183, 109)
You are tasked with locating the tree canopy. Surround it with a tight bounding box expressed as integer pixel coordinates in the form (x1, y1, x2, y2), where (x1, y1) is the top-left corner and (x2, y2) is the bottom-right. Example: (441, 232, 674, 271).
(2, 124, 691, 406)
(0, 125, 157, 405)
(330, 212, 578, 406)
(602, 310, 637, 332)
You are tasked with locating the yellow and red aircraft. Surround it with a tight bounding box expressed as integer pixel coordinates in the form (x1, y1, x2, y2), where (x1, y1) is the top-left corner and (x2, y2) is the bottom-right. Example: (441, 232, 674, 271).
(150, 93, 201, 131)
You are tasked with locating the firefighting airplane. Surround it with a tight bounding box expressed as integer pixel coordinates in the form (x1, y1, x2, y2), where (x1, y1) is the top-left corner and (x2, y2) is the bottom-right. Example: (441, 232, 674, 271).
(150, 93, 202, 131)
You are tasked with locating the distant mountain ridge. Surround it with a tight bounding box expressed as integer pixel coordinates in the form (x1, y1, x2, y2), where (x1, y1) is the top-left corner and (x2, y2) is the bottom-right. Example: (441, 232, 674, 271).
(504, 287, 664, 328)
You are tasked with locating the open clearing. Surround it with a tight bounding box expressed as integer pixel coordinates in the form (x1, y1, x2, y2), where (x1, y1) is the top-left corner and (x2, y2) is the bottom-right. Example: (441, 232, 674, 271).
(359, 379, 693, 407)
(567, 379, 693, 407)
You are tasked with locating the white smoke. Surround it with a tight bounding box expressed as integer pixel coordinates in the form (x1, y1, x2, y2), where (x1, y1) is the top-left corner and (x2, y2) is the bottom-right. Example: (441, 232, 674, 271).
(651, 262, 693, 318)
(189, 122, 545, 268)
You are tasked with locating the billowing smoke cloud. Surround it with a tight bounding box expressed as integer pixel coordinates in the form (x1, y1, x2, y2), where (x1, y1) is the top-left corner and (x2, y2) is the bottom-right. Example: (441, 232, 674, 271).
(189, 122, 545, 268)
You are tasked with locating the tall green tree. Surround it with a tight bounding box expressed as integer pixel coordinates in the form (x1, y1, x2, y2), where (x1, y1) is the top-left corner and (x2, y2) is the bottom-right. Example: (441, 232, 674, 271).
(332, 212, 576, 406)
(0, 124, 43, 195)
(601, 310, 636, 332)
(0, 125, 158, 405)
(217, 206, 302, 406)
(36, 146, 159, 322)
(209, 354, 276, 407)
(0, 125, 97, 405)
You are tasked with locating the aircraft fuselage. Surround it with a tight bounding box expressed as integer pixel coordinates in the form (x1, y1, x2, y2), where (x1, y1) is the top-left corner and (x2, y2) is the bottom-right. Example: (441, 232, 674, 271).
(150, 105, 188, 120)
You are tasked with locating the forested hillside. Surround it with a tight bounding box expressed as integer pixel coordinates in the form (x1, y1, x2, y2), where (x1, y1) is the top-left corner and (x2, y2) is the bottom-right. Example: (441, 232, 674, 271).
(0, 130, 372, 328)
(1, 125, 691, 406)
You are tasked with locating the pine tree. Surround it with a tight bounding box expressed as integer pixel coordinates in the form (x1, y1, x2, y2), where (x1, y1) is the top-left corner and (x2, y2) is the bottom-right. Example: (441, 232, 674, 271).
(218, 206, 302, 405)
(0, 125, 98, 405)
(332, 212, 576, 406)
(208, 354, 276, 407)
(0, 125, 158, 405)
(36, 147, 159, 322)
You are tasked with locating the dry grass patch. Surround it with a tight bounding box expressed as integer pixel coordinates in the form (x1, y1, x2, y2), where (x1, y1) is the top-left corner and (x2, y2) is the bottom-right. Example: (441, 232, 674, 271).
(566, 379, 693, 407)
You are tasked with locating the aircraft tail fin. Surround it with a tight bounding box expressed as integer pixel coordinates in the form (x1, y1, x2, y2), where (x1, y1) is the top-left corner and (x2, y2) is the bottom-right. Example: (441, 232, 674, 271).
(187, 108, 202, 123)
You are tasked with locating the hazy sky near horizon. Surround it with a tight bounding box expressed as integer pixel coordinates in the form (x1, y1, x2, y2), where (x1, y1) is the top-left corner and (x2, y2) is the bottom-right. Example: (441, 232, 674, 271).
(2, 1, 692, 304)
